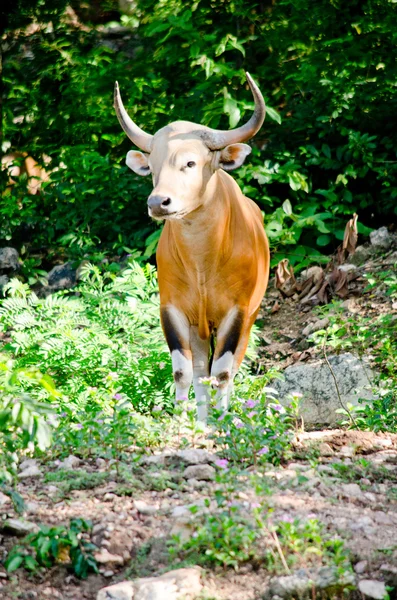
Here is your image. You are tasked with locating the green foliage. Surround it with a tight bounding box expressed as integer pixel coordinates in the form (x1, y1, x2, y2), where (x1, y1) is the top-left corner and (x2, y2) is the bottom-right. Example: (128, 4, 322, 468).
(313, 272, 397, 432)
(208, 385, 299, 466)
(170, 466, 352, 575)
(0, 262, 173, 457)
(5, 518, 98, 579)
(3, 0, 396, 265)
(0, 354, 57, 483)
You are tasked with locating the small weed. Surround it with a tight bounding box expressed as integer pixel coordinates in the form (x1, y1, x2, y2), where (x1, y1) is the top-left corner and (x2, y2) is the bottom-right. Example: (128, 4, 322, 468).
(207, 385, 300, 467)
(45, 470, 110, 494)
(5, 519, 98, 579)
(331, 459, 397, 484)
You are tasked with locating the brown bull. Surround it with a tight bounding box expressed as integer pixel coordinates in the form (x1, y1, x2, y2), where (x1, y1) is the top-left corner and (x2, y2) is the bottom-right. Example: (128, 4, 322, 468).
(115, 73, 270, 421)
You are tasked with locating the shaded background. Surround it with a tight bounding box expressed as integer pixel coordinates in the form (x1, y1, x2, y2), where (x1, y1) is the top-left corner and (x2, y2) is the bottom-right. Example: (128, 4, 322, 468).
(1, 0, 396, 275)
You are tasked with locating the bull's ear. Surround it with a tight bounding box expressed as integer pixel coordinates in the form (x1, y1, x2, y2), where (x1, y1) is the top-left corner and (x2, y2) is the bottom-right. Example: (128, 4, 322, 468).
(126, 150, 151, 176)
(218, 143, 252, 171)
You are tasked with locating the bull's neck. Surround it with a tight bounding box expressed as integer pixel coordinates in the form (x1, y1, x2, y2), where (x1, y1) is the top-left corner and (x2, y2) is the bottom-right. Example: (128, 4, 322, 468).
(167, 170, 234, 277)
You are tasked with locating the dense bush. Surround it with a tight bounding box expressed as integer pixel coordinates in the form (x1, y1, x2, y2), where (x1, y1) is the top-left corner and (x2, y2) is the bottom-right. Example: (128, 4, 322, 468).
(2, 0, 395, 268)
(0, 262, 172, 415)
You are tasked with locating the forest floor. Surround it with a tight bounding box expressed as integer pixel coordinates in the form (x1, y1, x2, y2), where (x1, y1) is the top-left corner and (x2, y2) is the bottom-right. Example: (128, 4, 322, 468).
(1, 428, 397, 599)
(1, 242, 397, 599)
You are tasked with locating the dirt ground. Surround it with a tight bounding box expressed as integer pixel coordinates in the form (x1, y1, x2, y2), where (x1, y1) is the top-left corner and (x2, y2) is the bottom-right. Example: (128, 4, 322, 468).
(1, 428, 397, 600)
(1, 248, 397, 599)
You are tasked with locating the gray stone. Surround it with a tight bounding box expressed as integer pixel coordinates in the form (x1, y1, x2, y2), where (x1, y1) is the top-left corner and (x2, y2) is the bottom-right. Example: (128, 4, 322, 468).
(358, 579, 387, 599)
(0, 491, 9, 505)
(183, 464, 215, 481)
(0, 275, 9, 291)
(340, 483, 362, 498)
(0, 247, 19, 272)
(302, 318, 329, 338)
(134, 567, 202, 600)
(274, 352, 375, 424)
(97, 581, 134, 600)
(349, 245, 373, 266)
(384, 250, 397, 265)
(318, 442, 334, 456)
(370, 227, 392, 251)
(354, 560, 368, 574)
(263, 566, 355, 599)
(173, 449, 215, 466)
(338, 263, 357, 273)
(2, 518, 39, 536)
(46, 263, 76, 291)
(134, 500, 159, 516)
(18, 465, 42, 479)
(19, 459, 38, 471)
(94, 549, 124, 566)
(58, 454, 80, 470)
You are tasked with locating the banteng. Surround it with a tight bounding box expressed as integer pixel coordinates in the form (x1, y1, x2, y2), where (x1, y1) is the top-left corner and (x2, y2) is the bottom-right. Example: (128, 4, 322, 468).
(115, 73, 270, 421)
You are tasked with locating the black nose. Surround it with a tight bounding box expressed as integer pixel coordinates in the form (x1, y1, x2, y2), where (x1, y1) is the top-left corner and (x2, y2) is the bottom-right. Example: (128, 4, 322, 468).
(147, 195, 172, 210)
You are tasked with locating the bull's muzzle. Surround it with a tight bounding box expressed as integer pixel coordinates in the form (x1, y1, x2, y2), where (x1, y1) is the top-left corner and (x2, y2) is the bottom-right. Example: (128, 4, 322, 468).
(147, 195, 172, 219)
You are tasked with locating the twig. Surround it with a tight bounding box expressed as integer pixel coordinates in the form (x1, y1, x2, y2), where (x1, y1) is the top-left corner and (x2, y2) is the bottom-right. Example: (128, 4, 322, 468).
(268, 525, 291, 574)
(322, 336, 357, 427)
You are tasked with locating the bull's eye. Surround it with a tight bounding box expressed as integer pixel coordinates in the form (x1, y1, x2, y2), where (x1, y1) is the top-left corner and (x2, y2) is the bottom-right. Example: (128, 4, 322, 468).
(186, 161, 196, 168)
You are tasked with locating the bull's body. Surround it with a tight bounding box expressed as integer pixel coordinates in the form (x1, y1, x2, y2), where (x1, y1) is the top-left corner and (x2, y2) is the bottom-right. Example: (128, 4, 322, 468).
(115, 74, 270, 421)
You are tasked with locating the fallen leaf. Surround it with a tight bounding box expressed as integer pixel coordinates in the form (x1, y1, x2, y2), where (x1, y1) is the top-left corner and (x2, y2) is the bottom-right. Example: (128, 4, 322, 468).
(271, 301, 281, 313)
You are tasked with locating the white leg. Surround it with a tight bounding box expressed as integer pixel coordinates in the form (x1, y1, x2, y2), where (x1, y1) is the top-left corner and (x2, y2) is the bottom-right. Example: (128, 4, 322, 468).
(190, 326, 210, 423)
(160, 305, 193, 407)
(171, 349, 193, 402)
(211, 350, 234, 411)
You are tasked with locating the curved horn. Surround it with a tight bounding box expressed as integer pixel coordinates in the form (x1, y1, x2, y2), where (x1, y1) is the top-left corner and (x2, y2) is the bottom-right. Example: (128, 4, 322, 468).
(114, 82, 153, 153)
(199, 72, 266, 150)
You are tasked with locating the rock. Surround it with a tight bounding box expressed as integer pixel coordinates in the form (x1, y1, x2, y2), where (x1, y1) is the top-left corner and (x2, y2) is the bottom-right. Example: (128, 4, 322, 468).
(19, 459, 38, 471)
(340, 483, 362, 498)
(18, 465, 42, 479)
(134, 500, 159, 516)
(25, 501, 40, 514)
(340, 445, 355, 458)
(97, 581, 134, 600)
(2, 519, 39, 536)
(375, 438, 393, 449)
(134, 567, 202, 600)
(370, 227, 392, 251)
(301, 318, 329, 338)
(174, 449, 214, 466)
(41, 262, 77, 295)
(103, 492, 117, 502)
(96, 458, 107, 469)
(46, 485, 59, 495)
(263, 566, 355, 599)
(94, 549, 124, 566)
(0, 247, 19, 272)
(142, 448, 215, 468)
(58, 454, 80, 470)
(106, 530, 133, 557)
(274, 353, 375, 425)
(358, 579, 387, 599)
(355, 560, 368, 574)
(103, 570, 115, 578)
(342, 298, 360, 313)
(350, 245, 373, 266)
(318, 442, 334, 456)
(0, 275, 9, 291)
(183, 464, 215, 481)
(384, 250, 397, 265)
(186, 478, 207, 490)
(0, 492, 9, 505)
(338, 263, 357, 273)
